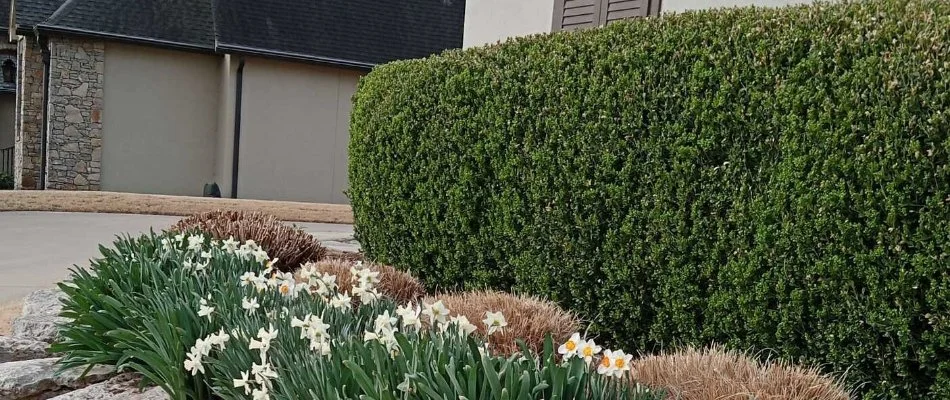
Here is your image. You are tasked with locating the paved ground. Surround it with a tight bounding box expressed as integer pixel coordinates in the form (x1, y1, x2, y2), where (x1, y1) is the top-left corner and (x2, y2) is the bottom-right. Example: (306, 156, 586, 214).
(0, 211, 358, 302)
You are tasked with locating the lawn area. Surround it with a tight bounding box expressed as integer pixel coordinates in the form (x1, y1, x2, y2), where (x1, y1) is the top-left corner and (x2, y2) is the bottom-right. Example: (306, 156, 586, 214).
(0, 191, 353, 224)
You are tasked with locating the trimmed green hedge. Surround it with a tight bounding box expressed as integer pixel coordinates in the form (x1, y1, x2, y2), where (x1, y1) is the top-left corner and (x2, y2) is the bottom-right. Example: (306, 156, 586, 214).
(349, 0, 950, 397)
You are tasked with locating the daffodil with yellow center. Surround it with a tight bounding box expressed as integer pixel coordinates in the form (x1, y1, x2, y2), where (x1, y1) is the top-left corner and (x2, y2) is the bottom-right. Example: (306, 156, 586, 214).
(597, 350, 615, 375)
(577, 339, 602, 365)
(609, 349, 633, 378)
(558, 332, 582, 359)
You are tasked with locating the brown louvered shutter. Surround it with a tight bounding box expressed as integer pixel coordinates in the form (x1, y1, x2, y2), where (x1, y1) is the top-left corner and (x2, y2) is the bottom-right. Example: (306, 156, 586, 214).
(552, 0, 601, 32)
(553, 0, 662, 31)
(602, 0, 662, 24)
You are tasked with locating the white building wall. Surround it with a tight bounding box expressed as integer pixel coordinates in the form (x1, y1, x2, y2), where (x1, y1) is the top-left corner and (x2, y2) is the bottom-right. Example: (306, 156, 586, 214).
(463, 0, 555, 48)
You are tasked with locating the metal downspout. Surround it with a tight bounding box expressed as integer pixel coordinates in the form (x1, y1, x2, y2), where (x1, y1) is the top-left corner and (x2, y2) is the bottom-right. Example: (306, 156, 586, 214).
(230, 57, 245, 198)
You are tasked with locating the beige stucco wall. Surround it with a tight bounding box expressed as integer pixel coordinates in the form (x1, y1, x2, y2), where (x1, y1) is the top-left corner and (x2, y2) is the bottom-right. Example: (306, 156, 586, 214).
(463, 0, 555, 48)
(237, 57, 360, 204)
(100, 43, 220, 196)
(662, 0, 814, 13)
(0, 94, 14, 150)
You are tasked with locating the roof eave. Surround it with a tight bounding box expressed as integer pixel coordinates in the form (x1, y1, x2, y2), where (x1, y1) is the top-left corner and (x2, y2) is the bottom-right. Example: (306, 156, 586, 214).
(216, 43, 375, 71)
(34, 23, 216, 54)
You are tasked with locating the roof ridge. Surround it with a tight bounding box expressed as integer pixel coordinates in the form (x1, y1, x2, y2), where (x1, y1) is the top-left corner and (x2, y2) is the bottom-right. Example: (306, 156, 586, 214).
(209, 0, 219, 49)
(43, 0, 78, 25)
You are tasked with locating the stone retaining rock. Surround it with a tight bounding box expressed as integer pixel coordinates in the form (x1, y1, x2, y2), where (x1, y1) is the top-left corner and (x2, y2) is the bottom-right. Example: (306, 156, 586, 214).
(0, 337, 49, 363)
(20, 290, 66, 318)
(0, 358, 113, 400)
(11, 317, 68, 344)
(12, 288, 69, 344)
(47, 374, 168, 400)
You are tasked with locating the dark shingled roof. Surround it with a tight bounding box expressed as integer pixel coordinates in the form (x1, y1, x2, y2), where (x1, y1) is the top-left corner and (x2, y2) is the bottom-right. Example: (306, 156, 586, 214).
(215, 0, 466, 67)
(17, 0, 68, 28)
(11, 0, 465, 68)
(41, 0, 215, 50)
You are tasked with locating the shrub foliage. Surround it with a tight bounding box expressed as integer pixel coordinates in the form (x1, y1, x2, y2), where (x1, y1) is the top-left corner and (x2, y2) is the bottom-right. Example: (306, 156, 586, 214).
(348, 0, 950, 397)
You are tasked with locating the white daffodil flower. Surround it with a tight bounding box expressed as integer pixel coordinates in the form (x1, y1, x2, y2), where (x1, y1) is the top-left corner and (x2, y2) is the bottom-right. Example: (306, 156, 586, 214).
(187, 234, 204, 251)
(248, 338, 269, 355)
(374, 310, 398, 335)
(483, 311, 507, 335)
(397, 375, 414, 393)
(239, 272, 257, 287)
(608, 349, 633, 378)
(396, 302, 422, 331)
(558, 333, 581, 359)
(253, 275, 269, 292)
(597, 350, 615, 375)
(257, 325, 279, 343)
(577, 339, 602, 365)
(278, 280, 296, 297)
(222, 236, 240, 253)
(191, 338, 213, 357)
(330, 292, 352, 310)
(209, 329, 230, 350)
(352, 285, 380, 305)
(233, 371, 252, 395)
(444, 315, 477, 337)
(422, 300, 450, 325)
(242, 297, 260, 315)
(251, 388, 270, 400)
(310, 338, 331, 356)
(320, 273, 337, 290)
(299, 264, 317, 281)
(183, 355, 204, 376)
(251, 362, 278, 381)
(174, 233, 186, 243)
(161, 238, 175, 252)
(309, 315, 330, 336)
(197, 299, 214, 321)
(253, 249, 270, 264)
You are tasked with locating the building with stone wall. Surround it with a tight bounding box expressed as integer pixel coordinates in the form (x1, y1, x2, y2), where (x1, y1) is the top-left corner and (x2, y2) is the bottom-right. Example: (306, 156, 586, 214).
(0, 0, 465, 203)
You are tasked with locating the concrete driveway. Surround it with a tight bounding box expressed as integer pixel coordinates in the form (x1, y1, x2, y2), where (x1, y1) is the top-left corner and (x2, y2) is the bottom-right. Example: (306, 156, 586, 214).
(0, 211, 357, 302)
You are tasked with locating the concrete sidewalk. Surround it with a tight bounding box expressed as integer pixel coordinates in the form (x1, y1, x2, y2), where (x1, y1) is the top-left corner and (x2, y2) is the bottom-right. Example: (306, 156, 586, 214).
(0, 211, 358, 302)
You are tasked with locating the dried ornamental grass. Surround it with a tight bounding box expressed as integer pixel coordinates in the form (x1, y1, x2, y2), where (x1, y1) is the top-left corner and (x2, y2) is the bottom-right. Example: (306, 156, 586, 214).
(171, 210, 326, 272)
(423, 291, 580, 356)
(631, 346, 851, 400)
(301, 259, 425, 304)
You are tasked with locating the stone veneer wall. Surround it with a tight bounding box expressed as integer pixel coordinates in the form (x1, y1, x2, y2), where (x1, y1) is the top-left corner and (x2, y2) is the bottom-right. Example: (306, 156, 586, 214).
(14, 36, 45, 189)
(46, 37, 104, 190)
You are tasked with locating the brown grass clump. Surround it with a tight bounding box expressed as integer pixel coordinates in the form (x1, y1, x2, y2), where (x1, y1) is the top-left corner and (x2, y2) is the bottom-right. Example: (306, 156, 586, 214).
(171, 210, 326, 271)
(302, 258, 425, 304)
(424, 291, 580, 356)
(632, 346, 851, 400)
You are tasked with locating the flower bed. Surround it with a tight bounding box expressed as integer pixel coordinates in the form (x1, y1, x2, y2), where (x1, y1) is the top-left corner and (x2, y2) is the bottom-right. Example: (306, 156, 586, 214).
(51, 232, 660, 400)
